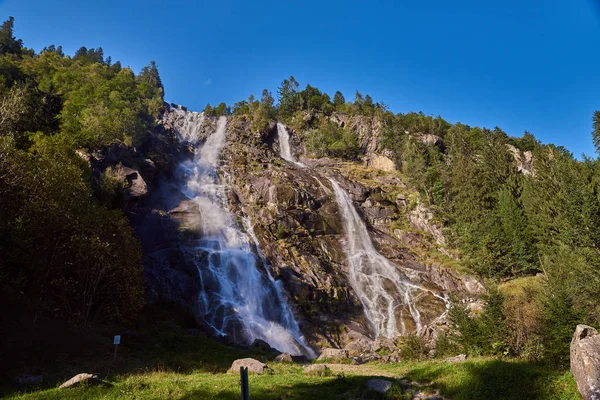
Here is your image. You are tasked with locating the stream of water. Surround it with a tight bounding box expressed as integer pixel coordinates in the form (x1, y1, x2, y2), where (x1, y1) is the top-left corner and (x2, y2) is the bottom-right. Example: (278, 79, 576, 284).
(276, 122, 448, 338)
(172, 114, 313, 356)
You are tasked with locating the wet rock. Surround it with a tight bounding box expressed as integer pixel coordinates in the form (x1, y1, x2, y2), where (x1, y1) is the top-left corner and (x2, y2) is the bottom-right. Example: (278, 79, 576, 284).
(317, 348, 349, 360)
(366, 378, 393, 393)
(59, 373, 103, 389)
(444, 354, 467, 363)
(571, 324, 600, 400)
(251, 339, 273, 352)
(228, 358, 272, 375)
(291, 355, 310, 364)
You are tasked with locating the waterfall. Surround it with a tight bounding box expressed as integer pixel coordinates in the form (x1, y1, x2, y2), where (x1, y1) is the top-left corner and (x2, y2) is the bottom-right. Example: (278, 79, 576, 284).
(173, 114, 314, 357)
(277, 123, 306, 168)
(169, 105, 206, 142)
(276, 122, 447, 339)
(329, 179, 448, 338)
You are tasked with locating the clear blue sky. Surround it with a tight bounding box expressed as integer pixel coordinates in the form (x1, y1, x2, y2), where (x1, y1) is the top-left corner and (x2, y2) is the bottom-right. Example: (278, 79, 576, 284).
(1, 0, 599, 156)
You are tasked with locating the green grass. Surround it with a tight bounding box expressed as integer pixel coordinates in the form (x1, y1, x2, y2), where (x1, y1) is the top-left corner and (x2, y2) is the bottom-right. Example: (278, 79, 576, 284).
(4, 356, 580, 400)
(372, 358, 581, 400)
(3, 366, 407, 400)
(0, 303, 580, 400)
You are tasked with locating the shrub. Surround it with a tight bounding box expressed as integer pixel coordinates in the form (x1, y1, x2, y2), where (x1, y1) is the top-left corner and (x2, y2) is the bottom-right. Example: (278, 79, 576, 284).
(398, 333, 428, 360)
(434, 333, 461, 358)
(305, 120, 361, 160)
(99, 164, 126, 206)
(448, 286, 509, 357)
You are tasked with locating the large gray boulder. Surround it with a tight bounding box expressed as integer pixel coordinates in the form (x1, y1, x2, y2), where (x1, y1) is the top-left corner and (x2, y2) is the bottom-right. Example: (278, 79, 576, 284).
(228, 358, 272, 375)
(571, 324, 600, 400)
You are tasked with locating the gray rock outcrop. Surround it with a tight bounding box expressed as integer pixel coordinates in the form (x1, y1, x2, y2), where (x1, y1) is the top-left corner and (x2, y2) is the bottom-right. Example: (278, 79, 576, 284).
(571, 324, 600, 400)
(228, 358, 272, 375)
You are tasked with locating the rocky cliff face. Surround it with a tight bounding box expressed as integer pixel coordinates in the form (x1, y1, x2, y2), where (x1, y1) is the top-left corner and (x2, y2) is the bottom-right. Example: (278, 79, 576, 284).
(123, 105, 484, 350)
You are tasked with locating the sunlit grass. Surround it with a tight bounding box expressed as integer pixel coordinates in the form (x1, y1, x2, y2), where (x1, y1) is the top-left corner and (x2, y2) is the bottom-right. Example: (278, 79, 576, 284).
(1, 311, 579, 400)
(4, 357, 580, 400)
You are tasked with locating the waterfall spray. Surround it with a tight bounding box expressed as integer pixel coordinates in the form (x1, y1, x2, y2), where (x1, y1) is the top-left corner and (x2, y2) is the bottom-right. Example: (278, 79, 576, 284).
(172, 113, 314, 356)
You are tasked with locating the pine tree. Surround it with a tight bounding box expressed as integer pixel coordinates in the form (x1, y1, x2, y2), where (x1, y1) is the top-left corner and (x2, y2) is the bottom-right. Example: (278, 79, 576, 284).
(0, 17, 23, 55)
(277, 76, 299, 117)
(592, 110, 600, 154)
(333, 91, 345, 108)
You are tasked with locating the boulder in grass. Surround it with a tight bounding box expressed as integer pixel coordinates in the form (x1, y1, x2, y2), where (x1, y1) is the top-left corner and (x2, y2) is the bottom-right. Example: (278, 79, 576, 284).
(444, 354, 467, 363)
(366, 379, 393, 393)
(274, 353, 293, 363)
(228, 358, 272, 375)
(59, 373, 102, 389)
(570, 324, 600, 400)
(303, 364, 331, 376)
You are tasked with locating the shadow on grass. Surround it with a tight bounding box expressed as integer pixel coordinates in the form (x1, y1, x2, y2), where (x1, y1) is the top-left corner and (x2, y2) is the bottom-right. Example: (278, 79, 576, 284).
(403, 358, 580, 400)
(0, 303, 275, 399)
(173, 375, 406, 400)
(4, 374, 411, 400)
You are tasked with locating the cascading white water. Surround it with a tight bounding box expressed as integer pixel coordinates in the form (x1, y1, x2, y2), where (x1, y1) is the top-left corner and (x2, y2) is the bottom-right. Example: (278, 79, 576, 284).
(329, 179, 448, 338)
(274, 122, 447, 338)
(169, 105, 206, 142)
(174, 115, 314, 357)
(277, 123, 306, 168)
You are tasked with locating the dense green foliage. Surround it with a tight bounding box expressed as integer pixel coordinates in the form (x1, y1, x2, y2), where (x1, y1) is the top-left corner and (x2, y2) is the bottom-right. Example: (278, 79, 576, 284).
(448, 287, 509, 357)
(305, 120, 361, 159)
(0, 18, 164, 327)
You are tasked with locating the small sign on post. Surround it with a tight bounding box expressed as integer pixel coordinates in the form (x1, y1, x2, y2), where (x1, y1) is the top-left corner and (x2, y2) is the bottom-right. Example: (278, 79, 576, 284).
(240, 366, 249, 400)
(113, 335, 121, 362)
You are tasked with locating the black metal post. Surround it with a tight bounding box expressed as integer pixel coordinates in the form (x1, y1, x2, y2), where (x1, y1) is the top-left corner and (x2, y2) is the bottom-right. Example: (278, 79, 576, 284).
(240, 366, 249, 400)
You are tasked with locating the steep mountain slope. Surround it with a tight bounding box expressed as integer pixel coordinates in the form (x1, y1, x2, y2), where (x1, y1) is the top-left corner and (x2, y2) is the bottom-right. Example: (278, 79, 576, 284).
(133, 106, 484, 352)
